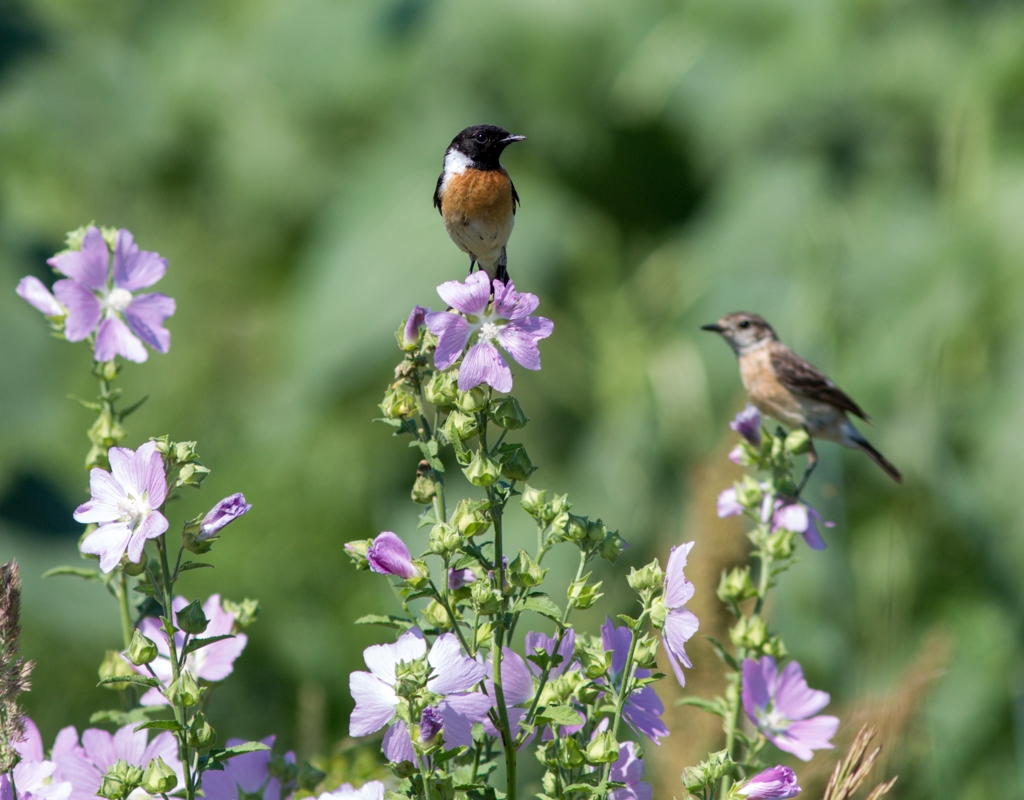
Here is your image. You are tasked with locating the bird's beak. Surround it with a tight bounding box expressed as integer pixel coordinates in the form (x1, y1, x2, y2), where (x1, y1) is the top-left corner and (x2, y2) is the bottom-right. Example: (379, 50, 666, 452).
(501, 134, 527, 144)
(701, 323, 724, 333)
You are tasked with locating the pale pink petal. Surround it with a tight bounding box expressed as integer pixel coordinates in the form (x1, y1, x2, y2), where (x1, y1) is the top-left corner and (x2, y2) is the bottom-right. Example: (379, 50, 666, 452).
(781, 715, 839, 757)
(113, 231, 167, 291)
(438, 692, 492, 749)
(497, 317, 552, 370)
(16, 276, 66, 316)
(436, 272, 491, 315)
(81, 729, 117, 771)
(56, 751, 101, 800)
(426, 312, 472, 370)
(48, 227, 109, 289)
(382, 721, 416, 763)
(125, 511, 167, 562)
(775, 661, 831, 720)
(492, 647, 533, 706)
(426, 634, 486, 694)
(14, 718, 43, 761)
(138, 441, 167, 507)
(202, 595, 235, 637)
(459, 342, 512, 392)
(108, 446, 146, 499)
(491, 280, 539, 319)
(348, 672, 398, 737)
(125, 293, 174, 353)
(52, 727, 84, 763)
(742, 657, 773, 722)
(663, 607, 699, 685)
(363, 629, 426, 685)
(194, 633, 246, 681)
(138, 686, 168, 707)
(80, 522, 132, 572)
(773, 504, 808, 534)
(95, 316, 147, 363)
(111, 725, 146, 765)
(663, 541, 695, 609)
(53, 280, 101, 341)
(73, 469, 126, 523)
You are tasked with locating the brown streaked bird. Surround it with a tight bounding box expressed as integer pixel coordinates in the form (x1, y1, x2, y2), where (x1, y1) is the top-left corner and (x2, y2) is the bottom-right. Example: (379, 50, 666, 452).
(703, 312, 902, 485)
(433, 124, 525, 282)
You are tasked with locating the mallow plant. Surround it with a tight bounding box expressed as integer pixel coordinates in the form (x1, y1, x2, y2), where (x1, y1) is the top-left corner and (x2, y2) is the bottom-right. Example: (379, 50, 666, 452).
(4, 226, 897, 800)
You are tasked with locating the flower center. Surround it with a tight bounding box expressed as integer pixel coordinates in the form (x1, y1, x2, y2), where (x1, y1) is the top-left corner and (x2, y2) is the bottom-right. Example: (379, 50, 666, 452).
(757, 703, 790, 735)
(479, 322, 501, 342)
(117, 493, 152, 529)
(106, 287, 133, 313)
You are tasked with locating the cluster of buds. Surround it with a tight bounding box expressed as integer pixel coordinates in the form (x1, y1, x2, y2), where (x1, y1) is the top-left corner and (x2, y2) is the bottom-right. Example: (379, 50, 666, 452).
(153, 437, 211, 493)
(682, 749, 737, 797)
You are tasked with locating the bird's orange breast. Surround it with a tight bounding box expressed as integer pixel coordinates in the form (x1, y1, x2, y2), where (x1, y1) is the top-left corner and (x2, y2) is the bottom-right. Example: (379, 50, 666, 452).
(441, 168, 514, 227)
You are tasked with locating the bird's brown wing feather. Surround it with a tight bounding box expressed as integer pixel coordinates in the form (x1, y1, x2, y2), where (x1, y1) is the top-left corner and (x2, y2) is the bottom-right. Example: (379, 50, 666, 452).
(511, 180, 520, 214)
(433, 172, 444, 214)
(770, 345, 869, 421)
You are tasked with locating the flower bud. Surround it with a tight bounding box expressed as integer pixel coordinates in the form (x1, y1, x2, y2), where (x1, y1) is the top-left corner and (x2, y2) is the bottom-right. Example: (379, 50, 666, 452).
(173, 441, 200, 464)
(733, 765, 801, 799)
(99, 760, 143, 800)
(394, 658, 429, 698)
(567, 575, 603, 610)
(444, 410, 478, 442)
(177, 599, 209, 635)
(344, 539, 372, 569)
(399, 305, 428, 351)
(729, 616, 768, 651)
(784, 429, 811, 455)
(463, 450, 501, 487)
(381, 384, 417, 419)
(187, 712, 217, 748)
(557, 736, 585, 769)
(367, 531, 421, 580)
(98, 650, 135, 687)
(497, 443, 534, 482)
(451, 499, 490, 538)
(127, 630, 158, 666)
(418, 706, 444, 749)
(455, 386, 488, 414)
(682, 749, 736, 794)
(120, 549, 147, 576)
(565, 514, 589, 544)
(633, 634, 660, 670)
(717, 567, 757, 606)
(585, 730, 619, 764)
(166, 671, 201, 707)
(489, 396, 528, 429)
(598, 531, 629, 563)
(141, 757, 177, 795)
(471, 579, 501, 614)
(411, 460, 437, 505)
(520, 485, 547, 518)
(176, 462, 210, 489)
(508, 549, 547, 588)
(626, 560, 664, 597)
(88, 408, 126, 450)
(586, 518, 608, 544)
(735, 476, 764, 509)
(197, 493, 251, 541)
(222, 598, 260, 630)
(765, 529, 795, 559)
(425, 370, 458, 408)
(422, 600, 452, 630)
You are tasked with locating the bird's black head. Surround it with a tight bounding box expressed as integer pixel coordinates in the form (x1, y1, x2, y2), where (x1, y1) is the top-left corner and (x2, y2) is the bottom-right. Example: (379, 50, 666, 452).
(448, 125, 526, 169)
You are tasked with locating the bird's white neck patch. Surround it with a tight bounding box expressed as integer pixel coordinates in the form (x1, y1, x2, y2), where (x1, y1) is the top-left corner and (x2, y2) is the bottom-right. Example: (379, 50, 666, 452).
(441, 148, 473, 190)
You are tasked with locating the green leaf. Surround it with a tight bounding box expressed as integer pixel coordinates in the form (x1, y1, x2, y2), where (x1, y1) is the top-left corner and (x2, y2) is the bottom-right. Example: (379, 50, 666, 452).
(97, 675, 161, 689)
(133, 583, 158, 596)
(182, 634, 234, 656)
(706, 637, 739, 670)
(134, 720, 184, 733)
(89, 708, 159, 726)
(417, 506, 438, 529)
(535, 705, 584, 728)
(519, 596, 562, 621)
(117, 394, 149, 419)
(616, 614, 640, 631)
(410, 438, 444, 472)
(354, 614, 415, 630)
(42, 566, 101, 581)
(676, 696, 728, 717)
(178, 561, 214, 573)
(209, 741, 271, 763)
(433, 746, 467, 764)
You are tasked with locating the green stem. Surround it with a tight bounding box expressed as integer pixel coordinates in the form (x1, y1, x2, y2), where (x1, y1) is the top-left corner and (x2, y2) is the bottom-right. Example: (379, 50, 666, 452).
(117, 571, 133, 650)
(429, 578, 473, 655)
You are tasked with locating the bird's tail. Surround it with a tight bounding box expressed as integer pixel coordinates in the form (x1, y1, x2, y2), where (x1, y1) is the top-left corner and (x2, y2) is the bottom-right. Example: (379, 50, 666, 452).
(846, 426, 902, 483)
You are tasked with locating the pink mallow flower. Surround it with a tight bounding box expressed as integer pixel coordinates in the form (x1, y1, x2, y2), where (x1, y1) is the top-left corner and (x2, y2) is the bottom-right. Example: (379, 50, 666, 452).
(524, 628, 576, 679)
(601, 619, 669, 744)
(49, 721, 182, 800)
(448, 568, 476, 590)
(730, 404, 762, 446)
(43, 226, 174, 363)
(1, 718, 72, 800)
(316, 782, 386, 800)
(202, 737, 293, 800)
(130, 594, 247, 706)
(736, 765, 802, 798)
(742, 656, 839, 761)
(73, 441, 168, 572)
(349, 629, 491, 761)
(367, 532, 420, 579)
(768, 499, 834, 551)
(608, 740, 652, 800)
(481, 646, 536, 745)
(425, 272, 553, 393)
(198, 493, 252, 541)
(660, 542, 699, 687)
(16, 276, 66, 318)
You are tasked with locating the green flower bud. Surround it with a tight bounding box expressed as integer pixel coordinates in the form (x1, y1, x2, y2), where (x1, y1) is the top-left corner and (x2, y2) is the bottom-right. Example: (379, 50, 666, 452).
(455, 386, 488, 414)
(586, 518, 608, 544)
(585, 730, 619, 764)
(735, 475, 764, 509)
(463, 450, 500, 487)
(771, 432, 785, 460)
(99, 760, 143, 800)
(120, 549, 147, 576)
(763, 634, 789, 661)
(650, 597, 668, 629)
(598, 531, 628, 563)
(172, 440, 200, 464)
(579, 647, 611, 681)
(425, 370, 459, 408)
(88, 408, 126, 450)
(393, 658, 429, 698)
(141, 757, 178, 795)
(451, 499, 491, 538)
(176, 462, 210, 489)
(765, 529, 796, 559)
(98, 650, 135, 687)
(729, 616, 768, 651)
(344, 539, 372, 569)
(177, 599, 209, 635)
(497, 442, 534, 482)
(565, 514, 589, 544)
(187, 712, 217, 748)
(567, 574, 603, 610)
(181, 515, 213, 554)
(489, 396, 528, 429)
(717, 567, 757, 606)
(471, 580, 501, 614)
(508, 549, 548, 588)
(411, 460, 437, 505)
(627, 560, 664, 597)
(421, 599, 452, 630)
(557, 736, 585, 769)
(633, 634, 660, 670)
(520, 485, 547, 518)
(681, 749, 736, 793)
(222, 598, 260, 630)
(444, 410, 478, 442)
(426, 522, 463, 555)
(784, 429, 811, 455)
(381, 383, 417, 419)
(127, 630, 158, 666)
(166, 671, 201, 707)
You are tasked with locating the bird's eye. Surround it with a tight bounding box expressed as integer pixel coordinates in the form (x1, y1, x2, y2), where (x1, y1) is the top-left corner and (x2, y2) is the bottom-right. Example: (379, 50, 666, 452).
(475, 132, 486, 143)
(739, 320, 750, 329)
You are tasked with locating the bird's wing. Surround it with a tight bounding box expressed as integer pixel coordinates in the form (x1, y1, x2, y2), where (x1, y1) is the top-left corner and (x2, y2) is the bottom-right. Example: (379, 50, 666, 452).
(511, 179, 520, 214)
(769, 344, 870, 421)
(433, 172, 444, 215)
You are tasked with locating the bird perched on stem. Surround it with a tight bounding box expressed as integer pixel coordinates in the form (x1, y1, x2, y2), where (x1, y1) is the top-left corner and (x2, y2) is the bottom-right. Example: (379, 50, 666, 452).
(703, 312, 901, 487)
(433, 124, 525, 282)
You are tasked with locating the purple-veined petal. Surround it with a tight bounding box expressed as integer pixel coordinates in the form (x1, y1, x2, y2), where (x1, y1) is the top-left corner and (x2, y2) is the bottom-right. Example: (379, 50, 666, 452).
(52, 726, 84, 763)
(663, 607, 699, 685)
(53, 280, 101, 342)
(138, 441, 167, 508)
(426, 312, 472, 370)
(663, 541, 695, 609)
(623, 686, 668, 744)
(199, 494, 252, 540)
(367, 531, 419, 579)
(779, 716, 839, 758)
(80, 522, 132, 572)
(492, 280, 540, 320)
(601, 617, 633, 676)
(111, 724, 146, 766)
(382, 721, 416, 763)
(81, 729, 117, 772)
(108, 445, 149, 501)
(95, 316, 147, 363)
(17, 276, 66, 316)
(491, 647, 533, 705)
(113, 231, 167, 291)
(194, 631, 246, 682)
(737, 765, 801, 799)
(348, 672, 398, 737)
(498, 316, 553, 371)
(438, 692, 492, 749)
(13, 718, 44, 762)
(436, 272, 491, 316)
(125, 293, 175, 353)
(48, 227, 109, 289)
(775, 661, 831, 720)
(426, 634, 486, 694)
(730, 405, 762, 446)
(363, 629, 427, 685)
(742, 657, 774, 721)
(125, 511, 168, 562)
(73, 470, 126, 524)
(403, 305, 429, 346)
(459, 342, 512, 392)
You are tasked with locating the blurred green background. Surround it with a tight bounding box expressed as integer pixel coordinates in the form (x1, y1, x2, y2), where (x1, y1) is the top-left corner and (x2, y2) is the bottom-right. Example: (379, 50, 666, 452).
(0, 0, 1022, 797)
